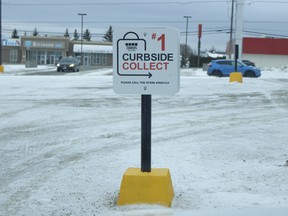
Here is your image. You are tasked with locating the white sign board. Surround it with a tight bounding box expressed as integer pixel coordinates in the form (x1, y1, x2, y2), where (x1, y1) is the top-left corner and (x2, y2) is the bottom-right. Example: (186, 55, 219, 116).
(113, 28, 180, 95)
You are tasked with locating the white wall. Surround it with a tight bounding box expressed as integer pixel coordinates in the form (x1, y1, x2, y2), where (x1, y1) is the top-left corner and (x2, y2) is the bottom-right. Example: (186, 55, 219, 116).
(243, 54, 288, 67)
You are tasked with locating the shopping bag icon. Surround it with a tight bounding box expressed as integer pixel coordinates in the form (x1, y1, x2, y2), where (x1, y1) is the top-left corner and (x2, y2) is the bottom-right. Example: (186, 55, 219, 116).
(116, 32, 151, 78)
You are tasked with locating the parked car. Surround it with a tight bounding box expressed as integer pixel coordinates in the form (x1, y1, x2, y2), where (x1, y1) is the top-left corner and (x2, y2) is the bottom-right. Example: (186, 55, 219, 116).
(207, 60, 261, 78)
(57, 57, 80, 72)
(242, 59, 256, 67)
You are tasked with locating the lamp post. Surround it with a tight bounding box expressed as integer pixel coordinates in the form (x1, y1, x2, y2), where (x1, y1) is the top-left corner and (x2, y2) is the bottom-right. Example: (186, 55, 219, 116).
(183, 16, 191, 68)
(78, 13, 87, 66)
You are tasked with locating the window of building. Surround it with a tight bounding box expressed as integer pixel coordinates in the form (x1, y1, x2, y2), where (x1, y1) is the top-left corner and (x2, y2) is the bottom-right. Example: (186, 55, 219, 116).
(92, 53, 107, 65)
(93, 53, 101, 65)
(102, 54, 107, 65)
(9, 49, 18, 62)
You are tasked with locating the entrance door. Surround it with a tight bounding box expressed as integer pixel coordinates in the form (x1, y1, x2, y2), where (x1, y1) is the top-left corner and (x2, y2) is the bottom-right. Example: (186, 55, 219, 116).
(50, 55, 55, 65)
(40, 53, 46, 65)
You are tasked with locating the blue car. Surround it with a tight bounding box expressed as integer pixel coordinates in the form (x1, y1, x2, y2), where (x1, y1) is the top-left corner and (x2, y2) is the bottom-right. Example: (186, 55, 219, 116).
(207, 60, 261, 77)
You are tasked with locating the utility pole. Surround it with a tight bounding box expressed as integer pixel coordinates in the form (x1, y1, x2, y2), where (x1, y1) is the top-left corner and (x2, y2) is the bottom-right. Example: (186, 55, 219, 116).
(235, 0, 245, 61)
(78, 13, 87, 65)
(183, 16, 191, 68)
(197, 24, 202, 68)
(229, 0, 235, 59)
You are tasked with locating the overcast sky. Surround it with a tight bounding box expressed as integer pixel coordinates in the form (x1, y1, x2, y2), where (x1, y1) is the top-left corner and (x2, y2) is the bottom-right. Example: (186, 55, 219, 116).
(2, 0, 288, 51)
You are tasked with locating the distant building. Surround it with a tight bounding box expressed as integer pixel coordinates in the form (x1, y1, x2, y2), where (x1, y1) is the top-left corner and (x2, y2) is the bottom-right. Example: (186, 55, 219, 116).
(204, 51, 227, 59)
(2, 36, 113, 67)
(70, 41, 112, 67)
(227, 37, 288, 67)
(21, 36, 70, 65)
(242, 37, 288, 67)
(2, 39, 21, 63)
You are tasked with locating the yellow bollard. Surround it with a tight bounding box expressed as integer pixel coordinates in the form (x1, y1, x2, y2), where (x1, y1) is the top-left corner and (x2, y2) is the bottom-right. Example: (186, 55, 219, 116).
(230, 72, 243, 83)
(0, 65, 4, 73)
(118, 168, 174, 207)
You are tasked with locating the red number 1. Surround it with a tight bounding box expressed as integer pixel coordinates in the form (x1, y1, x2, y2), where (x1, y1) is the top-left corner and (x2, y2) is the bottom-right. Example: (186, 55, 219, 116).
(157, 34, 165, 51)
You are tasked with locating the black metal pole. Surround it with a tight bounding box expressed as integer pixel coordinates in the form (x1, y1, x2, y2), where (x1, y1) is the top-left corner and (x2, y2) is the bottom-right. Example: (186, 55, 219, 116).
(235, 44, 239, 72)
(184, 16, 191, 67)
(141, 94, 151, 172)
(197, 39, 201, 68)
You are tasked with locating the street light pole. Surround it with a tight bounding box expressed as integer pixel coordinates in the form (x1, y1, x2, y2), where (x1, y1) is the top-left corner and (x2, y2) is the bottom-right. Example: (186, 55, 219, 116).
(184, 16, 191, 68)
(78, 13, 87, 66)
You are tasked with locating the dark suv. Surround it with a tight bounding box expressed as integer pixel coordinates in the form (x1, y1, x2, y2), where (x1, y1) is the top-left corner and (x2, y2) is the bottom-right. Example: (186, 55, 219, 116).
(57, 57, 80, 72)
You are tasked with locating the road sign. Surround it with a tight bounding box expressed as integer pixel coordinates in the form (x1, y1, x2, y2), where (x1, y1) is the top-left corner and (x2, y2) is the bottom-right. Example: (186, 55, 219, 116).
(113, 28, 180, 95)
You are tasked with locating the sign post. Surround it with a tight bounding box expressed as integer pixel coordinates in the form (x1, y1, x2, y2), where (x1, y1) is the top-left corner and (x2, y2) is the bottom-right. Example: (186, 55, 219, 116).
(141, 94, 151, 172)
(114, 28, 179, 207)
(230, 44, 243, 83)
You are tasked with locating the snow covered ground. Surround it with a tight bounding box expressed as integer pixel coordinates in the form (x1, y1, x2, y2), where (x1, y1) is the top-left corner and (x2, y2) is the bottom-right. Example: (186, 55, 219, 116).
(1, 65, 288, 216)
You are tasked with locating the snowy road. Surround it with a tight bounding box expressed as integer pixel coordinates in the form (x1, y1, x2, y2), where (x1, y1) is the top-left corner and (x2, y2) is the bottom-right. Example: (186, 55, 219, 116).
(0, 68, 288, 215)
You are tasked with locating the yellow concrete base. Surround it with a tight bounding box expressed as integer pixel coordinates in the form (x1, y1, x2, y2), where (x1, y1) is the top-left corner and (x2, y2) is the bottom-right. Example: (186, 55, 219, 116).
(0, 65, 4, 72)
(229, 72, 243, 83)
(118, 168, 174, 207)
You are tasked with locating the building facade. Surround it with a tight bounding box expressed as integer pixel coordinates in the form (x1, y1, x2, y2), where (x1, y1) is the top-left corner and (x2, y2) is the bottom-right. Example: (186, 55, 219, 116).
(227, 37, 288, 67)
(242, 37, 288, 67)
(2, 36, 113, 67)
(21, 36, 70, 65)
(2, 39, 22, 64)
(69, 41, 113, 67)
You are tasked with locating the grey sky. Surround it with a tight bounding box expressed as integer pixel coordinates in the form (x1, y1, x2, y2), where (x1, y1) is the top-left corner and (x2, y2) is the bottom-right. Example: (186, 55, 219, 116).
(2, 0, 288, 51)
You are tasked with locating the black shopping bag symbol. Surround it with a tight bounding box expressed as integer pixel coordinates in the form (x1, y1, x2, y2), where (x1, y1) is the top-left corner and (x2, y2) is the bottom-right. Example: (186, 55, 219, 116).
(116, 32, 152, 78)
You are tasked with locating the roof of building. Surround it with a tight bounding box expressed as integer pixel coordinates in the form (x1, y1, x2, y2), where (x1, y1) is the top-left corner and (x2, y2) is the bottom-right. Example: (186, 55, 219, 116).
(243, 37, 288, 55)
(204, 51, 227, 58)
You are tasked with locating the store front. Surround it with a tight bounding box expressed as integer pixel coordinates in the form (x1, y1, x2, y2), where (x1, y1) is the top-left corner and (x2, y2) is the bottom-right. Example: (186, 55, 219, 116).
(21, 36, 70, 65)
(73, 44, 113, 66)
(26, 50, 63, 65)
(2, 39, 21, 64)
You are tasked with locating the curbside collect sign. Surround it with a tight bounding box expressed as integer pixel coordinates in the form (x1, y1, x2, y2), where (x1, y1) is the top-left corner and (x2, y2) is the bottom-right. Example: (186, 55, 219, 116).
(113, 28, 180, 95)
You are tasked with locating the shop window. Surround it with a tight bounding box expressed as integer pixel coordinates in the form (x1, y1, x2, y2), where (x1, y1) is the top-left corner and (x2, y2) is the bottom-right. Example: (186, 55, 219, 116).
(93, 53, 101, 65)
(102, 54, 107, 65)
(92, 53, 107, 65)
(37, 51, 46, 64)
(9, 49, 18, 62)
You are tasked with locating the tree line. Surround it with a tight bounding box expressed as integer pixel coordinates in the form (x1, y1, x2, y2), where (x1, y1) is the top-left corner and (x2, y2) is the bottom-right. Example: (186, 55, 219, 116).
(11, 25, 113, 42)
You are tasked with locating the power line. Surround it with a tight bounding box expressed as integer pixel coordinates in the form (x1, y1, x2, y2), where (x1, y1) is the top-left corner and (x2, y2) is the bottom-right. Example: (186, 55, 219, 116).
(1, 28, 105, 36)
(3, 20, 229, 24)
(3, 1, 229, 6)
(243, 30, 288, 38)
(3, 27, 288, 39)
(248, 0, 288, 4)
(3, 18, 288, 24)
(4, 0, 288, 6)
(244, 20, 288, 24)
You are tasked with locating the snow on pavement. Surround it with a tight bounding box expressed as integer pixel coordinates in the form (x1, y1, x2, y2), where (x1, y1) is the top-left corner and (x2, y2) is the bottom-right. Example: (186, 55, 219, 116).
(0, 66, 288, 215)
